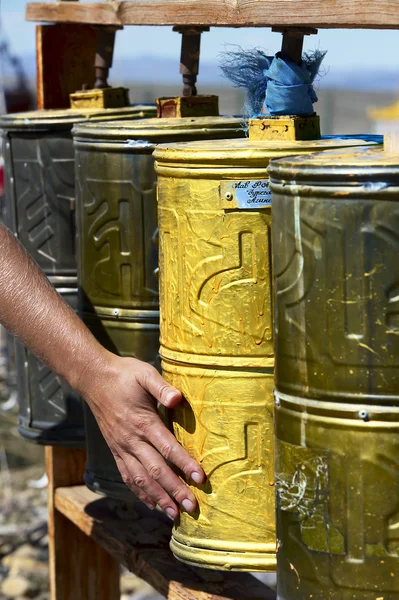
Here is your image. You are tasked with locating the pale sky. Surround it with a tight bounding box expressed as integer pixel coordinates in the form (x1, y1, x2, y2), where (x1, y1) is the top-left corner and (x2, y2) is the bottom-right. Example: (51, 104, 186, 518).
(2, 0, 399, 70)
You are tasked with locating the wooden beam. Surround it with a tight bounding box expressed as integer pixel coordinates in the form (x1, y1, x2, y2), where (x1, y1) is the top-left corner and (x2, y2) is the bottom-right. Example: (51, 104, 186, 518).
(26, 0, 399, 28)
(46, 448, 120, 600)
(55, 485, 276, 600)
(36, 24, 98, 109)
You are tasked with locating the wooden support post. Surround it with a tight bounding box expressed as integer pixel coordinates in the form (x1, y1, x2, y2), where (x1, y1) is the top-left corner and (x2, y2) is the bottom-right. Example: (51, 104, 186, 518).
(173, 26, 209, 97)
(272, 26, 318, 64)
(36, 23, 98, 109)
(46, 447, 121, 600)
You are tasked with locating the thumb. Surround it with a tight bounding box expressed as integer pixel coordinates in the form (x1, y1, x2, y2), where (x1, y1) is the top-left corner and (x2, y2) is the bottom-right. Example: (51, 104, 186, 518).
(137, 364, 182, 408)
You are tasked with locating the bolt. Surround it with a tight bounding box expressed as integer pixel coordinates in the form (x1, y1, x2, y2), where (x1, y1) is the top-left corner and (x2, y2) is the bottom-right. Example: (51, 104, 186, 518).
(113, 309, 120, 317)
(225, 192, 233, 201)
(358, 409, 370, 422)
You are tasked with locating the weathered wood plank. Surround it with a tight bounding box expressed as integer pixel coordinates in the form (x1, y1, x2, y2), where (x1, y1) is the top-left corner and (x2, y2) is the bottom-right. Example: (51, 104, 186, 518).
(46, 448, 120, 600)
(26, 0, 399, 28)
(55, 485, 276, 600)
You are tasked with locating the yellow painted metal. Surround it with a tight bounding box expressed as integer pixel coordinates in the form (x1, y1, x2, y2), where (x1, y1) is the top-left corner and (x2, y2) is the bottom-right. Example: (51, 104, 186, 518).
(70, 87, 129, 109)
(269, 145, 399, 599)
(248, 114, 321, 141)
(154, 135, 381, 572)
(164, 357, 276, 571)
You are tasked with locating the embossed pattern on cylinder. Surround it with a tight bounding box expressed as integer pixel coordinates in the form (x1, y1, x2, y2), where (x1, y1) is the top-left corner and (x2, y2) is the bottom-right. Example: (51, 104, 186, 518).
(15, 289, 84, 446)
(275, 394, 399, 600)
(164, 359, 276, 571)
(269, 145, 399, 599)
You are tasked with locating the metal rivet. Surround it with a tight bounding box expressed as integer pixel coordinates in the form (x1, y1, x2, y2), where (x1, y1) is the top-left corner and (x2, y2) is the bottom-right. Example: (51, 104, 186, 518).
(113, 309, 120, 317)
(225, 192, 233, 201)
(275, 396, 281, 407)
(359, 409, 370, 422)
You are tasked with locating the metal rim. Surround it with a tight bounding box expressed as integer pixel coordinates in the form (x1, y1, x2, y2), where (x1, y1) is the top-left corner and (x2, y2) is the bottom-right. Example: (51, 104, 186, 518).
(153, 136, 382, 169)
(0, 105, 156, 130)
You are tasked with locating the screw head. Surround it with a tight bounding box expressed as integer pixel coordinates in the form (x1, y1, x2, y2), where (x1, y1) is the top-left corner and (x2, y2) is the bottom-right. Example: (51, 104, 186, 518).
(113, 309, 120, 317)
(275, 396, 281, 407)
(225, 192, 233, 201)
(358, 409, 370, 422)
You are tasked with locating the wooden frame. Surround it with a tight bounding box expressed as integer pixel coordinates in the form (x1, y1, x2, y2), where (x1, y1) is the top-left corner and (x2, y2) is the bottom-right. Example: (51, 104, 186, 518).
(46, 448, 276, 600)
(26, 0, 399, 29)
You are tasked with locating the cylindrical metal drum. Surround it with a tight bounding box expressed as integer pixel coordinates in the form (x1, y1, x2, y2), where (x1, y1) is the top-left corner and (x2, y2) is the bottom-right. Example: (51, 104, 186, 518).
(154, 136, 382, 572)
(14, 286, 83, 445)
(1, 106, 155, 445)
(269, 145, 399, 600)
(73, 117, 246, 499)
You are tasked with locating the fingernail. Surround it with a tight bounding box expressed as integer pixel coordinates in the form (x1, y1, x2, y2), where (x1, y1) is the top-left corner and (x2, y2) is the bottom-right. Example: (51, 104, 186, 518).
(166, 391, 177, 405)
(165, 507, 177, 519)
(182, 499, 195, 512)
(191, 471, 202, 484)
(144, 502, 155, 510)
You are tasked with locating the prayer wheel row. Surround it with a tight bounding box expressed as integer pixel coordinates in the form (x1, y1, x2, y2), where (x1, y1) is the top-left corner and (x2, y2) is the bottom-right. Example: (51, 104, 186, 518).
(3, 101, 397, 596)
(75, 124, 378, 560)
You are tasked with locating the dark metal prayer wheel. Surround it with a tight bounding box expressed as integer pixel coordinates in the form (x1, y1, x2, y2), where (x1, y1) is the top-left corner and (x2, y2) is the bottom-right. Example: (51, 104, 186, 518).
(153, 135, 382, 572)
(0, 106, 155, 445)
(269, 145, 399, 600)
(73, 116, 245, 500)
(14, 288, 82, 444)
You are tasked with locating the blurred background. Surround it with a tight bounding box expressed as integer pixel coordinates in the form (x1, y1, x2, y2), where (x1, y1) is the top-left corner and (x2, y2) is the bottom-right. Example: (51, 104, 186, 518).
(0, 2, 398, 598)
(1, 0, 399, 132)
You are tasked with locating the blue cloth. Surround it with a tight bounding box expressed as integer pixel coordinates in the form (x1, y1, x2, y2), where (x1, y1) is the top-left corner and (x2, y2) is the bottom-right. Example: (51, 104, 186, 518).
(220, 47, 326, 117)
(264, 53, 318, 116)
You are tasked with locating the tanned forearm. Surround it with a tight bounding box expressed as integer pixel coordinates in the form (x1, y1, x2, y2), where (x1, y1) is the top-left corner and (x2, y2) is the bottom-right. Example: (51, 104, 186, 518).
(0, 223, 107, 391)
(0, 223, 204, 516)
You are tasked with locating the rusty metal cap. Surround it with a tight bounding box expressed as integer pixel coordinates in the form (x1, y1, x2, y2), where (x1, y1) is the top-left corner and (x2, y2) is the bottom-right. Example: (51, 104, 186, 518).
(0, 105, 156, 131)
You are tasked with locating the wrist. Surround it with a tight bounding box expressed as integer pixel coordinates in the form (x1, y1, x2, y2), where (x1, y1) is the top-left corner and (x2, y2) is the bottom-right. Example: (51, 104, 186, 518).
(67, 342, 118, 404)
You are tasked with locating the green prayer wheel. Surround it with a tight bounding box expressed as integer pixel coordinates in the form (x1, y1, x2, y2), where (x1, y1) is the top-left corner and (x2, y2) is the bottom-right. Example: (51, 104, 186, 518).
(73, 116, 245, 499)
(269, 145, 399, 600)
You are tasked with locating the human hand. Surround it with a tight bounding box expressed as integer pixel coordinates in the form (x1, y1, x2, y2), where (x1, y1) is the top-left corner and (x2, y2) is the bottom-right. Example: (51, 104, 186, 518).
(78, 353, 205, 518)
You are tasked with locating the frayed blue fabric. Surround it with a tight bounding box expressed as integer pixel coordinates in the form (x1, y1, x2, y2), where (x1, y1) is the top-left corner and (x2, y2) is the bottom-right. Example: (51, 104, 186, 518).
(220, 47, 326, 117)
(264, 54, 318, 115)
(219, 48, 273, 115)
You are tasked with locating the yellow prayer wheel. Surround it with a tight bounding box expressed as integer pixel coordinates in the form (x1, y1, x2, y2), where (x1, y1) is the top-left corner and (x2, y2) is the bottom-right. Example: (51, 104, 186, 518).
(154, 135, 381, 572)
(268, 145, 399, 599)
